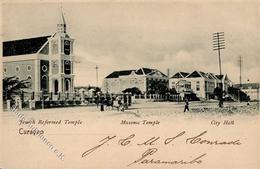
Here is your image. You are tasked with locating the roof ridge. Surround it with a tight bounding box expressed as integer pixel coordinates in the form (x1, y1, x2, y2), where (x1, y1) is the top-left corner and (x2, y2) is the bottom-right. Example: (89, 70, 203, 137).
(3, 35, 51, 42)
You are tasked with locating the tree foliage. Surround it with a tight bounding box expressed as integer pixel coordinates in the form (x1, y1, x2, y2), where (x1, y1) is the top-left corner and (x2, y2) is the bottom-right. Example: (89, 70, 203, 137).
(122, 87, 142, 95)
(227, 86, 250, 101)
(147, 79, 168, 95)
(3, 76, 31, 100)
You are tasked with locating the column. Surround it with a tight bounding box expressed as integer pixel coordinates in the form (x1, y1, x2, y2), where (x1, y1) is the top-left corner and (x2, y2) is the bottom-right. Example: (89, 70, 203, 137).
(34, 59, 40, 93)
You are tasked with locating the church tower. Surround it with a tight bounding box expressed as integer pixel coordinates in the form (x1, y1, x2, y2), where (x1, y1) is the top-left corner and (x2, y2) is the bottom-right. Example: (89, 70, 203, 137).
(48, 7, 75, 96)
(57, 7, 67, 34)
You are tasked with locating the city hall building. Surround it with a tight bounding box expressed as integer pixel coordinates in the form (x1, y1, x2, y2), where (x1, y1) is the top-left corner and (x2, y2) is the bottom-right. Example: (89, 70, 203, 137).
(2, 10, 75, 100)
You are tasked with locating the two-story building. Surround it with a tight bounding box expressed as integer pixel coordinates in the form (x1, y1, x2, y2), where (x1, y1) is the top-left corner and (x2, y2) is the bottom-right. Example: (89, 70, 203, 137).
(169, 70, 232, 100)
(102, 67, 168, 94)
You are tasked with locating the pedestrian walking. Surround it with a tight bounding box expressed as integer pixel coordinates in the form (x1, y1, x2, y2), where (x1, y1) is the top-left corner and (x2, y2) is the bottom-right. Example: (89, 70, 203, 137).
(100, 97, 105, 111)
(184, 98, 189, 112)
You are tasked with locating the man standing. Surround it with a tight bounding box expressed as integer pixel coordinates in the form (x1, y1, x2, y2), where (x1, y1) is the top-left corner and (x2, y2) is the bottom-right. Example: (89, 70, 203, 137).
(184, 98, 189, 112)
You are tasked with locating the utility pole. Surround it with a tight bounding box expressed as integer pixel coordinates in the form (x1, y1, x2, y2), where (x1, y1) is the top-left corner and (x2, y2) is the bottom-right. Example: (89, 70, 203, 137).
(213, 32, 225, 76)
(95, 65, 99, 87)
(257, 83, 259, 110)
(239, 56, 242, 86)
(166, 68, 170, 78)
(238, 56, 242, 102)
(213, 32, 225, 107)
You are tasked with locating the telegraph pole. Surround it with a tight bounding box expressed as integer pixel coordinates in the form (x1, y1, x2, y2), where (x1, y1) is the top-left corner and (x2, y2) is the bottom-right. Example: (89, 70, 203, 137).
(95, 65, 99, 87)
(238, 56, 242, 102)
(239, 56, 242, 86)
(213, 32, 225, 76)
(213, 32, 225, 107)
(166, 68, 170, 78)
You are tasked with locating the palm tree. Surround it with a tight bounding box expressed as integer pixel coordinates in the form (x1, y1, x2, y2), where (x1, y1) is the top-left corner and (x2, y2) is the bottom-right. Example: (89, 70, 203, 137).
(3, 76, 31, 100)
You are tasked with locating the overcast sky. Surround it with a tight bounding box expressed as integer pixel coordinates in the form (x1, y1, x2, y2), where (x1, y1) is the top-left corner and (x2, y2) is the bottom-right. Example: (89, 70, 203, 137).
(2, 1, 260, 86)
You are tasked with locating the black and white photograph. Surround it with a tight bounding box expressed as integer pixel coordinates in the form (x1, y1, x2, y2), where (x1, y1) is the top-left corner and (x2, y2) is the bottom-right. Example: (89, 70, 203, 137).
(1, 1, 260, 169)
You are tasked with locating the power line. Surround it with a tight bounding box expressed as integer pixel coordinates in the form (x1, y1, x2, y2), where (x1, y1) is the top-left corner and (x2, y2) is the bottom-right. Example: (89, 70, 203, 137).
(213, 32, 225, 76)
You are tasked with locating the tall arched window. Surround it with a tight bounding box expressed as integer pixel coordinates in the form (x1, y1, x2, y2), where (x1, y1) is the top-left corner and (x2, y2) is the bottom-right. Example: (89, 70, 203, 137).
(65, 79, 70, 92)
(54, 80, 59, 94)
(41, 75, 48, 91)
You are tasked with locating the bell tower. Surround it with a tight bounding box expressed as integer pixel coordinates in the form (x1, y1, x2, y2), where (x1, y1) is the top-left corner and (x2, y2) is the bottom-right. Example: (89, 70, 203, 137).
(57, 6, 67, 34)
(48, 6, 75, 96)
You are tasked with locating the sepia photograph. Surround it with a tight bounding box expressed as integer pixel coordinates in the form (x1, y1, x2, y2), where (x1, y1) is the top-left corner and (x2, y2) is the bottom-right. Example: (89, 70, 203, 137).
(1, 1, 260, 169)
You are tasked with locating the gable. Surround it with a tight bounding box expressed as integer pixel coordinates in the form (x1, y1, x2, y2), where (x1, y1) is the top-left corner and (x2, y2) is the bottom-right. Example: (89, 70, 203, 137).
(148, 70, 167, 78)
(187, 71, 203, 78)
(3, 35, 51, 57)
(105, 70, 135, 78)
(171, 72, 189, 78)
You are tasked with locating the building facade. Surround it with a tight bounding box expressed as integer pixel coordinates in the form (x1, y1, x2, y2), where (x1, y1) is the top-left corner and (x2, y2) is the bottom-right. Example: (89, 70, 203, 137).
(234, 83, 259, 101)
(102, 68, 168, 94)
(169, 71, 232, 100)
(3, 10, 75, 100)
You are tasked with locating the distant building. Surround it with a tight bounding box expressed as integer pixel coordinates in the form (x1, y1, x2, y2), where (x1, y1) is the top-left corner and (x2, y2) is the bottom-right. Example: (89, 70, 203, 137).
(215, 74, 233, 92)
(74, 86, 97, 98)
(2, 9, 75, 100)
(234, 83, 259, 101)
(102, 67, 168, 94)
(169, 72, 190, 90)
(169, 70, 233, 100)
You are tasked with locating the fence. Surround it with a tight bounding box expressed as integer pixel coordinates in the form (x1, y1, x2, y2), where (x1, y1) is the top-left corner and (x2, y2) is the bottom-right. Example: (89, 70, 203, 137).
(3, 92, 133, 111)
(134, 93, 182, 101)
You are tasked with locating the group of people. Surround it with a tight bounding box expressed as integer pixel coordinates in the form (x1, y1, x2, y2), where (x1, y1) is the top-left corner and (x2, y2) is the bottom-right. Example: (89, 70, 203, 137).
(95, 94, 131, 112)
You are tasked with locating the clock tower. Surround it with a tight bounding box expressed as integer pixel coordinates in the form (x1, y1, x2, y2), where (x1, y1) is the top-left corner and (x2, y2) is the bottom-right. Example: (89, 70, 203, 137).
(48, 8, 75, 96)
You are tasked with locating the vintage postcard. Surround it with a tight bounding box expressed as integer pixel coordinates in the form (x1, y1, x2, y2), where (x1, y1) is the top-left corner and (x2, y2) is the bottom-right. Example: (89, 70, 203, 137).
(0, 0, 260, 169)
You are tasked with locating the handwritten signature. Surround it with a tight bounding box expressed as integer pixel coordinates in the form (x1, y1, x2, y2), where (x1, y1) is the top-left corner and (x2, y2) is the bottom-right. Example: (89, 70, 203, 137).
(81, 131, 241, 166)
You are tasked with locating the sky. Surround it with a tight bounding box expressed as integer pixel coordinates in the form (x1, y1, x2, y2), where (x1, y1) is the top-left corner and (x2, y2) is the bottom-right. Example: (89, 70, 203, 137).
(2, 1, 260, 86)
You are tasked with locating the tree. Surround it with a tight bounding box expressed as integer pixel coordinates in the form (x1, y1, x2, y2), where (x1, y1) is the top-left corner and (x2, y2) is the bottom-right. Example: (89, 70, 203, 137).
(92, 87, 101, 95)
(168, 88, 178, 94)
(213, 86, 223, 107)
(227, 86, 250, 101)
(147, 79, 168, 95)
(3, 76, 31, 100)
(122, 87, 142, 95)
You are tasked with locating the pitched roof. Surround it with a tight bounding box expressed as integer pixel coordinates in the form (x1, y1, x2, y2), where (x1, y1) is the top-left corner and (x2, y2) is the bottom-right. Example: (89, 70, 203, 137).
(215, 75, 224, 80)
(234, 83, 259, 89)
(59, 9, 66, 25)
(207, 73, 219, 80)
(186, 70, 207, 78)
(105, 67, 167, 78)
(3, 35, 51, 57)
(105, 70, 135, 78)
(135, 67, 155, 75)
(171, 72, 189, 78)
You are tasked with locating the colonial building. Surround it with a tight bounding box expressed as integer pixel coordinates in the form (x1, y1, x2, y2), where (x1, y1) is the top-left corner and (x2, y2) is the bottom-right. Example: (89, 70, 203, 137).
(102, 67, 168, 94)
(169, 70, 232, 100)
(3, 10, 75, 100)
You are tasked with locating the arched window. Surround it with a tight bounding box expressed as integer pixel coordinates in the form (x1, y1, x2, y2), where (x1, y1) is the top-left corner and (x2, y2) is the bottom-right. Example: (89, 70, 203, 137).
(54, 80, 59, 94)
(65, 79, 70, 92)
(41, 75, 48, 90)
